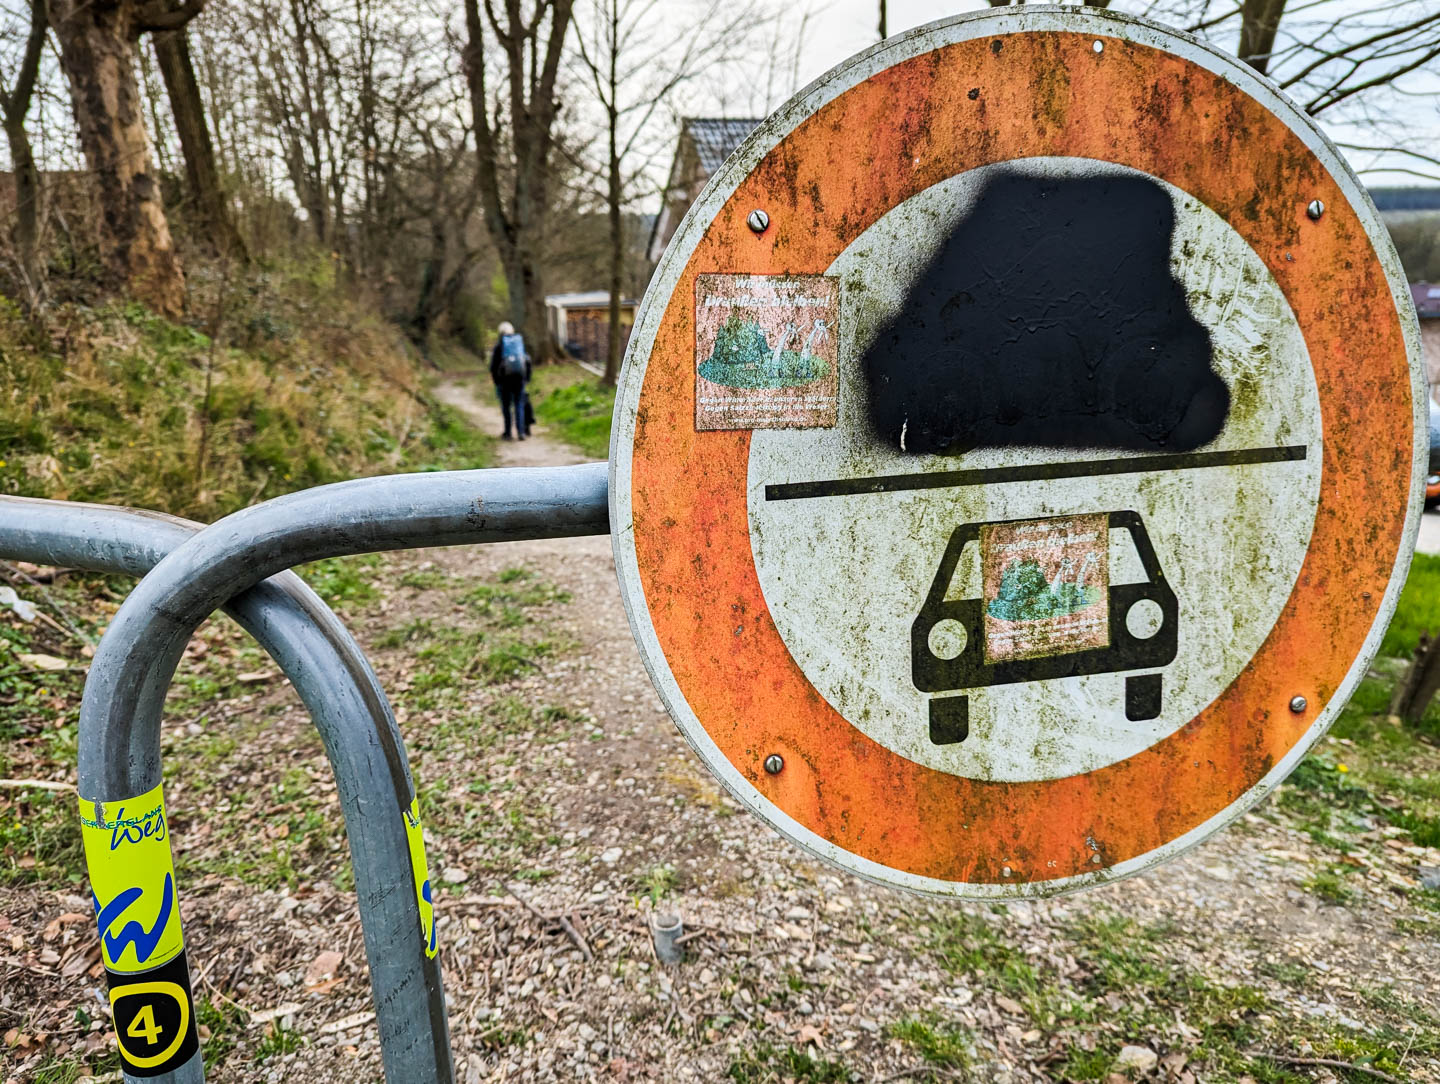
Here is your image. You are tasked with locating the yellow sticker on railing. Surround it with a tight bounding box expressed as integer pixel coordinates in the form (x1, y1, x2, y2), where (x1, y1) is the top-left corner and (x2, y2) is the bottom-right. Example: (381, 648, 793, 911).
(79, 782, 184, 973)
(403, 796, 437, 958)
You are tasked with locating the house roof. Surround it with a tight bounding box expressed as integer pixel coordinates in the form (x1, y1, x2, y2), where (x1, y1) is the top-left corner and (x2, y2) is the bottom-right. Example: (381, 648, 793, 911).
(684, 117, 762, 175)
(647, 118, 762, 263)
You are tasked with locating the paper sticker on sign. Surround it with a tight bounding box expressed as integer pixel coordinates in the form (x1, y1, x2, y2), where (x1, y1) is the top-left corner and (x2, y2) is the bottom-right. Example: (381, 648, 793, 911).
(982, 514, 1109, 663)
(695, 274, 839, 431)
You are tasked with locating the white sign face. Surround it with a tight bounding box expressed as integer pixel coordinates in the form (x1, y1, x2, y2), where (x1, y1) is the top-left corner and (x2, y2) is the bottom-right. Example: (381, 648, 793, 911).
(610, 8, 1426, 898)
(749, 159, 1324, 782)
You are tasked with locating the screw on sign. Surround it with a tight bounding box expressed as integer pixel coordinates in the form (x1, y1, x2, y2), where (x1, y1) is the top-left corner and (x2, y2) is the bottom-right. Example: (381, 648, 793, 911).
(610, 8, 1427, 897)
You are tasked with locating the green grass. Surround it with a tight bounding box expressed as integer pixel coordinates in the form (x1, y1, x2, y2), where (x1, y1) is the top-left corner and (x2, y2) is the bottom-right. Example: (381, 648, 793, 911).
(726, 1043, 855, 1083)
(1302, 866, 1358, 905)
(1275, 707, 1440, 857)
(929, 909, 1039, 1002)
(253, 1020, 304, 1063)
(398, 566, 453, 590)
(476, 1025, 532, 1050)
(0, 274, 494, 521)
(370, 566, 572, 712)
(197, 998, 248, 1071)
(405, 401, 495, 472)
(528, 364, 615, 458)
(921, 906, 1396, 1081)
(1058, 1046, 1115, 1081)
(462, 566, 571, 623)
(1268, 552, 1440, 857)
(630, 857, 673, 898)
(1380, 552, 1440, 658)
(29, 1053, 122, 1084)
(889, 1016, 973, 1068)
(296, 554, 383, 609)
(0, 788, 84, 887)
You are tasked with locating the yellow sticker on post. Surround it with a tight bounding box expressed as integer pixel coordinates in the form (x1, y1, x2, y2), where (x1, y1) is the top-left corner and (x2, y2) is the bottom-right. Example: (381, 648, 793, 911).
(403, 796, 438, 958)
(79, 783, 184, 974)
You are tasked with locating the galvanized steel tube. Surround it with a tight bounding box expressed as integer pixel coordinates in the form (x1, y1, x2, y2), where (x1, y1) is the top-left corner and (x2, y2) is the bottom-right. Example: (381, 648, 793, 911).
(0, 496, 453, 1084)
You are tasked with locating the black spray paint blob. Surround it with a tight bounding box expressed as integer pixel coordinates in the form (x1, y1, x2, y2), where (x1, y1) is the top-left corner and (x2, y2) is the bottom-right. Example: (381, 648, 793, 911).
(861, 170, 1230, 456)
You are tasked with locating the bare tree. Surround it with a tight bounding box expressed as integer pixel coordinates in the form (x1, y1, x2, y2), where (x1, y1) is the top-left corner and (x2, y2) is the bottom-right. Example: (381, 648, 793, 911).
(407, 107, 485, 347)
(45, 0, 206, 316)
(462, 0, 576, 361)
(1236, 0, 1286, 75)
(572, 0, 764, 384)
(1150, 0, 1440, 181)
(251, 0, 350, 248)
(0, 0, 47, 309)
(1141, 1, 1440, 117)
(153, 24, 246, 258)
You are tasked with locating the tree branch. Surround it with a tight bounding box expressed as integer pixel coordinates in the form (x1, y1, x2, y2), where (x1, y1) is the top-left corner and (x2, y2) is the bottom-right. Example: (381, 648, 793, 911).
(1306, 40, 1440, 113)
(1278, 9, 1440, 90)
(0, 0, 47, 118)
(134, 0, 207, 33)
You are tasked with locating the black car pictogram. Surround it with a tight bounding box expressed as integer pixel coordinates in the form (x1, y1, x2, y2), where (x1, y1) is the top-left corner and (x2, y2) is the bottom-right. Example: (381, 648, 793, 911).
(912, 510, 1178, 745)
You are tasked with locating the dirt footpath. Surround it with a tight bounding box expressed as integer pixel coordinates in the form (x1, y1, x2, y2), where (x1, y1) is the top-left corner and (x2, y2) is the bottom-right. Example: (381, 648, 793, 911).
(433, 379, 589, 469)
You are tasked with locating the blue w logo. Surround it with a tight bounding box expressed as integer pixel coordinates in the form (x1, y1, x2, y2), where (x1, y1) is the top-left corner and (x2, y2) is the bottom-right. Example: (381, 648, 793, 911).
(421, 878, 436, 955)
(93, 873, 174, 967)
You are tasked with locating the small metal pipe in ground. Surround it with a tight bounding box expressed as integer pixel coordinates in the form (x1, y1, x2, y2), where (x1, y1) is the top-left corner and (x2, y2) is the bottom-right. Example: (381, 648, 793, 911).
(650, 912, 685, 965)
(0, 496, 453, 1084)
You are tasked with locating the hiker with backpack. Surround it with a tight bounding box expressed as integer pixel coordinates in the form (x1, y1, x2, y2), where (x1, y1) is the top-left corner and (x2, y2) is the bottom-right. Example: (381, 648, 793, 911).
(490, 321, 532, 440)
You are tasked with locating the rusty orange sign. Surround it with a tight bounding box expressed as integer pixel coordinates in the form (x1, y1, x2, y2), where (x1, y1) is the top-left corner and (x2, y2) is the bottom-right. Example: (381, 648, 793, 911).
(611, 8, 1426, 896)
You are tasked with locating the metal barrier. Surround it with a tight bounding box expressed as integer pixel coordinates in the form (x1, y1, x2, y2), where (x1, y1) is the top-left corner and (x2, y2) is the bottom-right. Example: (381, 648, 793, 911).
(60, 463, 607, 1083)
(0, 496, 454, 1084)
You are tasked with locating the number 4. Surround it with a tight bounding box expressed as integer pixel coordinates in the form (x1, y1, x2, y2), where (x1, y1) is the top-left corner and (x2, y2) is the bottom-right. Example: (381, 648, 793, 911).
(127, 1004, 163, 1046)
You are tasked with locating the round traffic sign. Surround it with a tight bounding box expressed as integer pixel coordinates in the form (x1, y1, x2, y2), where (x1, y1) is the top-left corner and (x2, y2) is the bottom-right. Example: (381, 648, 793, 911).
(611, 8, 1426, 896)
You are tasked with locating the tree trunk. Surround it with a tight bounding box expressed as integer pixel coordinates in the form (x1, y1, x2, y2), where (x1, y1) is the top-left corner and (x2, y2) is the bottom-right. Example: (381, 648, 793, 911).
(48, 0, 186, 317)
(1239, 0, 1288, 75)
(462, 0, 574, 366)
(1392, 632, 1440, 724)
(3, 115, 45, 311)
(284, 136, 328, 243)
(0, 0, 48, 311)
(411, 217, 477, 350)
(603, 106, 623, 386)
(152, 27, 247, 259)
(501, 254, 549, 364)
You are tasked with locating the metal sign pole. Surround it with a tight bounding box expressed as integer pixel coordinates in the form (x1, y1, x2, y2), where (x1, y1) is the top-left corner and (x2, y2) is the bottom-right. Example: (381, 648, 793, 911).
(64, 463, 606, 1082)
(0, 496, 455, 1083)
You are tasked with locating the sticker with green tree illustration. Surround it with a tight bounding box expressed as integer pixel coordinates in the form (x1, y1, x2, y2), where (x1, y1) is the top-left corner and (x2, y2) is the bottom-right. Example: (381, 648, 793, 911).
(981, 514, 1109, 663)
(695, 274, 839, 430)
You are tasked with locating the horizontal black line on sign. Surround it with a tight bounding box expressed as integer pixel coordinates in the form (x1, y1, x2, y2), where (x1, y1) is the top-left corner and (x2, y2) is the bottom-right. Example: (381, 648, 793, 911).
(763, 445, 1309, 501)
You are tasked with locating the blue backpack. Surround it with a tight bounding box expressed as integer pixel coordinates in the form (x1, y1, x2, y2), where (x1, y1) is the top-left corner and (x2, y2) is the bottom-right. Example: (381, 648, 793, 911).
(499, 333, 527, 378)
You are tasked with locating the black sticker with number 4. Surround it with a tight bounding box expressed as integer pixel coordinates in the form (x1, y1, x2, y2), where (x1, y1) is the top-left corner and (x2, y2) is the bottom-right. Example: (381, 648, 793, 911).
(107, 950, 200, 1076)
